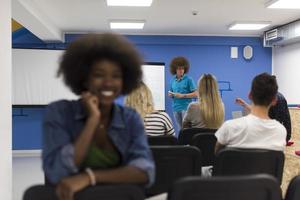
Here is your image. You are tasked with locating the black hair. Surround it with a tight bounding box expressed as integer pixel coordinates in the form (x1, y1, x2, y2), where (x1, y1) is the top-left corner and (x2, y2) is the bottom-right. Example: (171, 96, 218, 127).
(169, 56, 190, 75)
(251, 73, 278, 106)
(57, 33, 143, 95)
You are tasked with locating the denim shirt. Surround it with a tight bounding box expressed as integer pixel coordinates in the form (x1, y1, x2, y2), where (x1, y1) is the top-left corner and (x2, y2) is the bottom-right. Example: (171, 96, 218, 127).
(170, 74, 196, 112)
(42, 99, 155, 186)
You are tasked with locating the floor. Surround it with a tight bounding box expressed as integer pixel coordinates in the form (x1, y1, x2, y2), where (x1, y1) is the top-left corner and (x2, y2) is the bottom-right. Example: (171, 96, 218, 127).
(281, 108, 300, 196)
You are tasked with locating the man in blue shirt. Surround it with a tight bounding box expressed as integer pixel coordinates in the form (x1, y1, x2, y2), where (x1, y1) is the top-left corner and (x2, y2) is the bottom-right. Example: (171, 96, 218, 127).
(168, 56, 197, 136)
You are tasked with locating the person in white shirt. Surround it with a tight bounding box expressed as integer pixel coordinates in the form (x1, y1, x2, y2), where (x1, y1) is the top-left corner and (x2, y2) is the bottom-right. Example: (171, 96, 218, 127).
(215, 73, 286, 153)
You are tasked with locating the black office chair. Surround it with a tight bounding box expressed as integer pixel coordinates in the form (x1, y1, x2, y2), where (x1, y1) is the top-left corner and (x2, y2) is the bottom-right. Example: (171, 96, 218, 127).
(213, 148, 285, 184)
(285, 175, 300, 200)
(146, 146, 202, 196)
(168, 174, 281, 200)
(23, 184, 145, 200)
(148, 135, 177, 145)
(191, 132, 217, 166)
(178, 128, 217, 145)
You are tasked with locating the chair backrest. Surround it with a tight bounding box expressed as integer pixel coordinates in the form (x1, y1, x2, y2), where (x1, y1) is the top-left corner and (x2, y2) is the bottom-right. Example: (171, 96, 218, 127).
(285, 175, 300, 200)
(146, 146, 202, 196)
(23, 185, 57, 200)
(148, 135, 178, 145)
(191, 132, 217, 166)
(168, 174, 281, 200)
(213, 148, 285, 183)
(178, 128, 217, 145)
(23, 184, 145, 200)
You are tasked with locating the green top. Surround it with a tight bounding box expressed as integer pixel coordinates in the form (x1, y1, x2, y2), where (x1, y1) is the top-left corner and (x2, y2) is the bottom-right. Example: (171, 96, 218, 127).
(82, 143, 121, 169)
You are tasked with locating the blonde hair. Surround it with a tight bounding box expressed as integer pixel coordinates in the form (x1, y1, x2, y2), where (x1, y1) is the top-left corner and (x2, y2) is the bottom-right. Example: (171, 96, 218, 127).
(124, 82, 154, 118)
(198, 74, 224, 129)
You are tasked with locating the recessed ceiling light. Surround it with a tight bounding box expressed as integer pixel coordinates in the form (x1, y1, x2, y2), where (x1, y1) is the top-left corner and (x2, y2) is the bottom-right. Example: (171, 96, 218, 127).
(266, 0, 300, 9)
(106, 0, 153, 7)
(229, 22, 271, 30)
(110, 21, 145, 29)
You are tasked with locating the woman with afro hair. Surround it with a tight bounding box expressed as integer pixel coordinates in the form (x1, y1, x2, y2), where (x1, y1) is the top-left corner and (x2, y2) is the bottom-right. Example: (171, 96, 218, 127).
(42, 33, 155, 200)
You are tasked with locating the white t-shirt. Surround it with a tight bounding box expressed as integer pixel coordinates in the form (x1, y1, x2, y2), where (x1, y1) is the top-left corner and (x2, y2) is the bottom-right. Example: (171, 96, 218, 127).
(215, 114, 286, 151)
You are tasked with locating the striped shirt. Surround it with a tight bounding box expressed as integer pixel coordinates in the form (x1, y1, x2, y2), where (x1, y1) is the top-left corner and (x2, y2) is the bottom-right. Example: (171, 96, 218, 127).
(144, 111, 175, 136)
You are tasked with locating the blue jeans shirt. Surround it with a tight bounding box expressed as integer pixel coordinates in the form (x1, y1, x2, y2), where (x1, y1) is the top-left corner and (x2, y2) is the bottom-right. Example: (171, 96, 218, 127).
(42, 99, 155, 186)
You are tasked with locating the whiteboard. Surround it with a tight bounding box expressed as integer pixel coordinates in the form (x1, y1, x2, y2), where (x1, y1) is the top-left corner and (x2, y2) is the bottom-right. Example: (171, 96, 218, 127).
(12, 49, 165, 110)
(273, 42, 300, 104)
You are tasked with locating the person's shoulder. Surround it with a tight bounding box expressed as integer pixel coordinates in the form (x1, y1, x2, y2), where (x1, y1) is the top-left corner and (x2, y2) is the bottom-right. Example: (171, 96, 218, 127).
(47, 99, 79, 111)
(271, 118, 286, 131)
(276, 92, 288, 103)
(223, 115, 248, 128)
(119, 105, 140, 119)
(170, 75, 177, 81)
(277, 92, 285, 99)
(156, 110, 170, 117)
(188, 102, 199, 109)
(44, 99, 81, 120)
(185, 75, 194, 81)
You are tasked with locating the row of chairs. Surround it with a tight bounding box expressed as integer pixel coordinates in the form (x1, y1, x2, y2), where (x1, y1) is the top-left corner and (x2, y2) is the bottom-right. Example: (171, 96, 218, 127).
(146, 146, 284, 196)
(148, 128, 217, 166)
(147, 128, 217, 145)
(169, 174, 300, 200)
(23, 127, 286, 199)
(24, 174, 300, 200)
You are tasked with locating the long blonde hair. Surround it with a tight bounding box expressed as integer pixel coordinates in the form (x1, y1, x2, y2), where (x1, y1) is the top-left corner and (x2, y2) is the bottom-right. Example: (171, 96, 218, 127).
(198, 74, 224, 129)
(124, 82, 154, 118)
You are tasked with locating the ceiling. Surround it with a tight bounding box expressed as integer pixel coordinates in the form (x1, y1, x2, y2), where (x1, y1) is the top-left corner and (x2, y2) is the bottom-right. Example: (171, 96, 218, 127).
(12, 0, 300, 42)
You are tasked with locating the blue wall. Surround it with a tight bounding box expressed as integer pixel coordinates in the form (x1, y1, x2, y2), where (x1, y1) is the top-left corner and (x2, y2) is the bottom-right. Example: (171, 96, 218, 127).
(12, 31, 272, 149)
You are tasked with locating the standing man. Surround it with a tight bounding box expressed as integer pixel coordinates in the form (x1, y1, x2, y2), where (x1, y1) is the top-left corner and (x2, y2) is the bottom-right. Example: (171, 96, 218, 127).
(168, 56, 197, 136)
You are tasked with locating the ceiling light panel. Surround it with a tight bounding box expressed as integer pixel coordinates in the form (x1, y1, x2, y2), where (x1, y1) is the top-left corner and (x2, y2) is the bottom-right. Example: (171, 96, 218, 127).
(110, 21, 145, 29)
(267, 0, 300, 9)
(229, 23, 270, 30)
(107, 0, 153, 7)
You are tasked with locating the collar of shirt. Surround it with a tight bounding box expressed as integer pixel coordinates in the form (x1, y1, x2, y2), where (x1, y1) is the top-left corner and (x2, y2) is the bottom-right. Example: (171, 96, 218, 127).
(174, 74, 187, 81)
(73, 100, 125, 129)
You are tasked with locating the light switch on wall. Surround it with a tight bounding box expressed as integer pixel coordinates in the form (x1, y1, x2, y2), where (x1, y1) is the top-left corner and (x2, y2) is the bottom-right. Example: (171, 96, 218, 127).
(231, 47, 238, 58)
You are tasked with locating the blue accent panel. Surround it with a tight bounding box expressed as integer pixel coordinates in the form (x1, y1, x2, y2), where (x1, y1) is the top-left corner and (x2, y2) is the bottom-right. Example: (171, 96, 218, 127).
(13, 108, 45, 150)
(130, 40, 271, 133)
(12, 33, 272, 149)
(13, 28, 45, 45)
(65, 34, 263, 46)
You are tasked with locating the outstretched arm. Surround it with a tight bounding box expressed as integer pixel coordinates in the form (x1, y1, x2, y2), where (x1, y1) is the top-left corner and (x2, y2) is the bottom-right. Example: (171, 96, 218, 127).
(235, 97, 251, 113)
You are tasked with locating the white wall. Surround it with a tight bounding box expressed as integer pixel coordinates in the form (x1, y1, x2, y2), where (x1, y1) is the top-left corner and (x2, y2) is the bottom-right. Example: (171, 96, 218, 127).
(273, 42, 300, 104)
(13, 152, 44, 200)
(0, 0, 12, 199)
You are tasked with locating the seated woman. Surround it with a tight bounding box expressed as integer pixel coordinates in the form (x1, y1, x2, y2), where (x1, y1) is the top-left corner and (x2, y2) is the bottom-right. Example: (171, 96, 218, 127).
(125, 82, 175, 136)
(42, 33, 155, 200)
(183, 74, 224, 129)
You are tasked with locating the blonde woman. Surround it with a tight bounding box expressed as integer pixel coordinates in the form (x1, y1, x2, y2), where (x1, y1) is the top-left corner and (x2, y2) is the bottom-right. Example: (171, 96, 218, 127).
(183, 74, 224, 129)
(125, 82, 175, 136)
